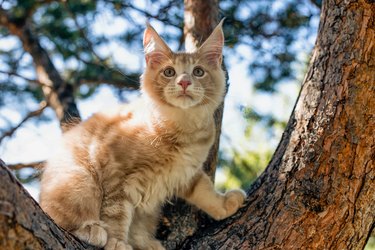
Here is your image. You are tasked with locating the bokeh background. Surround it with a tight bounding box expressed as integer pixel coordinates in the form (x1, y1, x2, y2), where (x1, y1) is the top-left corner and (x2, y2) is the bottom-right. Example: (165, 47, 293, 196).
(1, 1, 372, 247)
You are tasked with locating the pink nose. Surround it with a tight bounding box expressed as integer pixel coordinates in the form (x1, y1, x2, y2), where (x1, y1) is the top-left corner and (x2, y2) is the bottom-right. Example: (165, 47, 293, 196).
(178, 80, 191, 90)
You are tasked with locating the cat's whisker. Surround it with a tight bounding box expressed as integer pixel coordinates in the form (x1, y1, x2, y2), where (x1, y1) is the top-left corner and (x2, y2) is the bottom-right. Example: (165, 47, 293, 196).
(38, 21, 246, 250)
(202, 94, 220, 106)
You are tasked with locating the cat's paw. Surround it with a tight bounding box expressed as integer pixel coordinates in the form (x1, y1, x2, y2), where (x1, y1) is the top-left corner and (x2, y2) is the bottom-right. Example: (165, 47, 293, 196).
(73, 220, 108, 247)
(105, 238, 133, 250)
(222, 189, 246, 219)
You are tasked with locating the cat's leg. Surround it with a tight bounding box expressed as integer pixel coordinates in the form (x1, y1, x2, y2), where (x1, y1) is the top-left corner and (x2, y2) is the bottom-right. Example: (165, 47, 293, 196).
(40, 169, 107, 247)
(100, 190, 135, 250)
(128, 208, 165, 250)
(73, 220, 108, 247)
(179, 170, 246, 220)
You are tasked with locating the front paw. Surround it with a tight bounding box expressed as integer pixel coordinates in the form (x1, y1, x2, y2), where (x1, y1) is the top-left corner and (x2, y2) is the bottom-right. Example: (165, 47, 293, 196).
(73, 220, 108, 247)
(105, 238, 133, 250)
(223, 189, 246, 219)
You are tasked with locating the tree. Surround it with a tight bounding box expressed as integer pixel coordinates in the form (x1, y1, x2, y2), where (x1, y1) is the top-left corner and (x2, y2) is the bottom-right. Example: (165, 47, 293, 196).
(1, 0, 374, 249)
(180, 0, 375, 248)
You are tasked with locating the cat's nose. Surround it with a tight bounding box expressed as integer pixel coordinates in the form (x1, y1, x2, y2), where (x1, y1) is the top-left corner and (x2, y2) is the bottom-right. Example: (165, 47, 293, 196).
(178, 80, 192, 90)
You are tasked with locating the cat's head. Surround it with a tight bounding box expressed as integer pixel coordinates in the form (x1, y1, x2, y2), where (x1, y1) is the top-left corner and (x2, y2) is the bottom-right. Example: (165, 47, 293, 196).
(141, 21, 226, 111)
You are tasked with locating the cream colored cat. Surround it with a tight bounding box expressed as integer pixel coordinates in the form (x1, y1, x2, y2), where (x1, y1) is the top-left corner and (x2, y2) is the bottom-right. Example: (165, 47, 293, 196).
(39, 20, 246, 250)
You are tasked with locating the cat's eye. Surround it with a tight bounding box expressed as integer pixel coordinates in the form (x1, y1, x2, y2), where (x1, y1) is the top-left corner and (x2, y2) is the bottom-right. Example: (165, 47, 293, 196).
(193, 67, 205, 77)
(163, 67, 176, 77)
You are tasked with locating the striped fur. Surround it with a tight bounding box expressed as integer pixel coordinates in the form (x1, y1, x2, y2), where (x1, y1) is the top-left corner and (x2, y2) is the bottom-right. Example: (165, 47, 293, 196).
(40, 21, 246, 250)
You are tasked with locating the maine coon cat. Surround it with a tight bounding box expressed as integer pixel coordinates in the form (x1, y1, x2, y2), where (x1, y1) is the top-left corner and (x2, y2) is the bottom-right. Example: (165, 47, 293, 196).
(39, 20, 246, 250)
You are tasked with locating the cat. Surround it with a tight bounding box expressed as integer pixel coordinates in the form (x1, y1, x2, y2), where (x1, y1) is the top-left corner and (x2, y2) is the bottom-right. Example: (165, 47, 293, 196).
(39, 20, 246, 250)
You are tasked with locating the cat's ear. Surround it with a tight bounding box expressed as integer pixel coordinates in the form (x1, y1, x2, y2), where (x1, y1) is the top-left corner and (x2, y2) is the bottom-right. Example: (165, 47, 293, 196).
(198, 19, 225, 66)
(143, 23, 172, 67)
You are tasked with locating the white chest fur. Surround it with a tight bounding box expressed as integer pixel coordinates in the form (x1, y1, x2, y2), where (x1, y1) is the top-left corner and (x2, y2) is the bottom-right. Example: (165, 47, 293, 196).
(136, 136, 213, 214)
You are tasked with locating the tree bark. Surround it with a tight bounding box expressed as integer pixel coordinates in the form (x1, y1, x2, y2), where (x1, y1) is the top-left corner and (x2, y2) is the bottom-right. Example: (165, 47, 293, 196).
(157, 1, 224, 248)
(0, 7, 81, 129)
(0, 159, 93, 250)
(180, 0, 375, 248)
(0, 0, 374, 249)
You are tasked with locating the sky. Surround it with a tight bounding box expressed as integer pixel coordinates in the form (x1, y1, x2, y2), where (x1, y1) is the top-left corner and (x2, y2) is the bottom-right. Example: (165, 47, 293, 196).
(0, 2, 319, 200)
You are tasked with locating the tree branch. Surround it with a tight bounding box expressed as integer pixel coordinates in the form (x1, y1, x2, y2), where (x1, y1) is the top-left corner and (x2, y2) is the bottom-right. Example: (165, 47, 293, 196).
(0, 6, 81, 129)
(77, 76, 140, 90)
(0, 69, 51, 88)
(63, 2, 108, 65)
(60, 3, 141, 91)
(0, 159, 96, 249)
(7, 161, 45, 171)
(0, 101, 48, 144)
(103, 0, 181, 28)
(73, 56, 140, 90)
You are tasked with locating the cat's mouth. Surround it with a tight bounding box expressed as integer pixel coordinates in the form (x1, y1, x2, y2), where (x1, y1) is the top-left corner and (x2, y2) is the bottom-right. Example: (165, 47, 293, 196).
(164, 89, 201, 109)
(176, 91, 194, 100)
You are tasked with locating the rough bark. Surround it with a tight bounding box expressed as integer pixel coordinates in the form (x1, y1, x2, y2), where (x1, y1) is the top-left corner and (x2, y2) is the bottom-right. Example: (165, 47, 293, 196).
(0, 159, 94, 250)
(180, 0, 375, 249)
(0, 0, 374, 249)
(0, 7, 81, 129)
(157, 1, 223, 248)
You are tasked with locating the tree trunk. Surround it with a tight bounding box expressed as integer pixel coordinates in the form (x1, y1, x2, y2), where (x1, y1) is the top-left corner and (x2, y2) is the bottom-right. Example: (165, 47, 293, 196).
(180, 0, 375, 248)
(0, 0, 374, 249)
(157, 1, 224, 248)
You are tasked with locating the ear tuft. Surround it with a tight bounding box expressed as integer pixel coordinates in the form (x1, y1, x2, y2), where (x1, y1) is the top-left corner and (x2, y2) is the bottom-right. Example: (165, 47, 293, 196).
(198, 19, 225, 66)
(143, 23, 172, 68)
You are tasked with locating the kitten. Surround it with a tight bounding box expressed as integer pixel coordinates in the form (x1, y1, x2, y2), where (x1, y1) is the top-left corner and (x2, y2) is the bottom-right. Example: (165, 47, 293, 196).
(39, 20, 246, 250)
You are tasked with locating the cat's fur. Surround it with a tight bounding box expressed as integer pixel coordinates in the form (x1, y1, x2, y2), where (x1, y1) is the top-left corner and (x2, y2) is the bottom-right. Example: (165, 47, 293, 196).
(40, 21, 246, 250)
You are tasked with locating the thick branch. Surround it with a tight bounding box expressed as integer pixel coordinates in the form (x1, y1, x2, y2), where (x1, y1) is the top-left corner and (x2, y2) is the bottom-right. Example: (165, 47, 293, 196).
(0, 102, 48, 144)
(0, 159, 95, 249)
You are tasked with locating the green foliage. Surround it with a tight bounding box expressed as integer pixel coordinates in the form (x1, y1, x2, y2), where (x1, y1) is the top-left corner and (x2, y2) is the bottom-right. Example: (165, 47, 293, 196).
(366, 235, 375, 250)
(243, 108, 287, 136)
(221, 0, 319, 92)
(218, 149, 272, 190)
